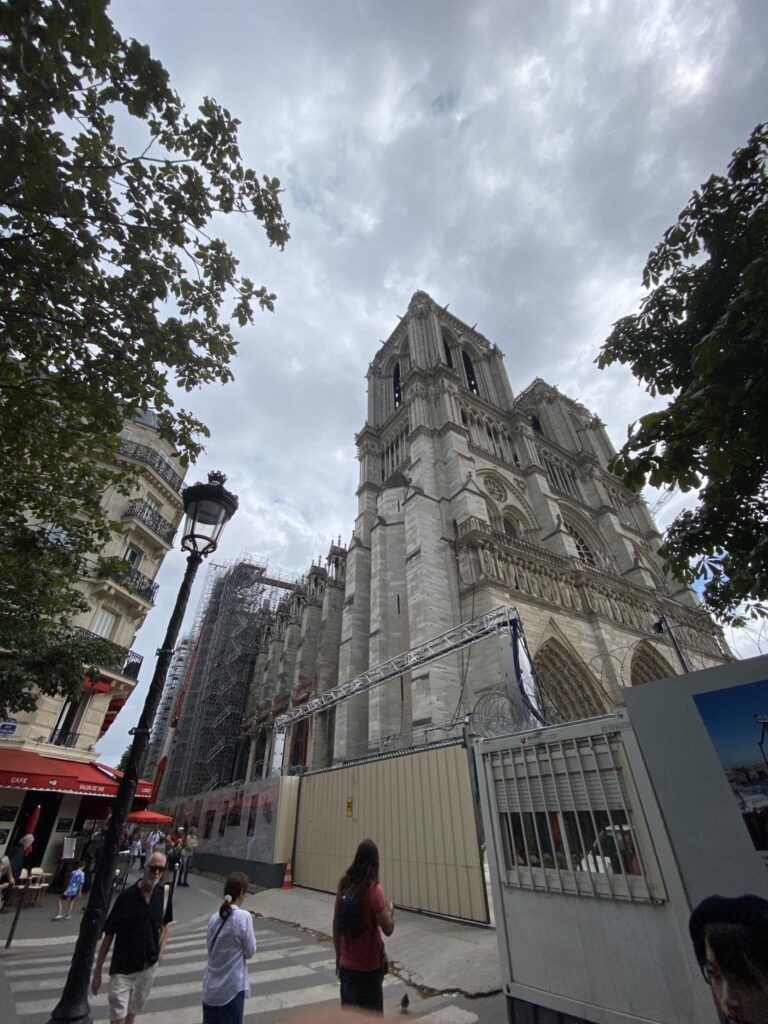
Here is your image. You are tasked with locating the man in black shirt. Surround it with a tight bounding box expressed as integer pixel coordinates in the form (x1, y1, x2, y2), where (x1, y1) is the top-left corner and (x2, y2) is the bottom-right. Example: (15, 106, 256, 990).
(91, 850, 172, 1024)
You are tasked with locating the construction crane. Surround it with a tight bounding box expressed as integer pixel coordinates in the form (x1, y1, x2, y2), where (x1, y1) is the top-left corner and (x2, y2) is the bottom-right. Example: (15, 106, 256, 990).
(270, 605, 546, 773)
(649, 485, 678, 519)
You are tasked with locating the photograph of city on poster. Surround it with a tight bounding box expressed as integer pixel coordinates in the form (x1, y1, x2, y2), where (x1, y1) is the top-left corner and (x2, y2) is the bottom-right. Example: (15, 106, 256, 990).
(694, 679, 768, 854)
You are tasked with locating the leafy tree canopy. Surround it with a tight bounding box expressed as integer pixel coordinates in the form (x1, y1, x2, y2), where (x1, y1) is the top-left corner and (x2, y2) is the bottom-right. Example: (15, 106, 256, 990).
(598, 124, 767, 625)
(0, 0, 289, 713)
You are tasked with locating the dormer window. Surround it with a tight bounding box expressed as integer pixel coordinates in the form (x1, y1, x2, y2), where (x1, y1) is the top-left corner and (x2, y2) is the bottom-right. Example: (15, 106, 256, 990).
(393, 363, 402, 408)
(462, 351, 479, 395)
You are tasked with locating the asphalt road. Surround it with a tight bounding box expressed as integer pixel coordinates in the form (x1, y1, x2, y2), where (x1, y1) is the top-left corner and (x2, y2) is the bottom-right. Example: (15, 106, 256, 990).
(0, 867, 506, 1024)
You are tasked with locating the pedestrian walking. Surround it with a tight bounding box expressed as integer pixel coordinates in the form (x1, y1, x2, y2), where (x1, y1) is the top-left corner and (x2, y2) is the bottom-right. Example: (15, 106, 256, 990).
(129, 834, 142, 870)
(202, 871, 256, 1024)
(53, 859, 85, 920)
(91, 850, 173, 1024)
(7, 833, 34, 878)
(144, 828, 161, 855)
(166, 830, 183, 883)
(0, 854, 15, 911)
(333, 838, 394, 1015)
(179, 825, 198, 886)
(689, 893, 768, 1024)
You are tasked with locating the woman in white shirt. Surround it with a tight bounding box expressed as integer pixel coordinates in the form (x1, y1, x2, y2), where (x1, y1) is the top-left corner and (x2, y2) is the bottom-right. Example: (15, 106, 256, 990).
(202, 872, 257, 1024)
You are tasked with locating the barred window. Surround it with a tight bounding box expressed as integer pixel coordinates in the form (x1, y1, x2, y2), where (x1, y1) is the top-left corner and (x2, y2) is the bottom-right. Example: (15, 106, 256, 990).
(485, 731, 666, 902)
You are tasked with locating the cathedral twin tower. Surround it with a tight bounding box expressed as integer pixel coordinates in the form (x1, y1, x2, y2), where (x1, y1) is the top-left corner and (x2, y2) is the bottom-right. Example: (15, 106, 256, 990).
(329, 290, 725, 764)
(161, 290, 728, 797)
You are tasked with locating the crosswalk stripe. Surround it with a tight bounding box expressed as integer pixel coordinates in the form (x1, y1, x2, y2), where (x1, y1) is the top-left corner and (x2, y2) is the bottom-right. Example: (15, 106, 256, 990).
(14, 963, 318, 1015)
(3, 917, 464, 1024)
(420, 1008, 479, 1023)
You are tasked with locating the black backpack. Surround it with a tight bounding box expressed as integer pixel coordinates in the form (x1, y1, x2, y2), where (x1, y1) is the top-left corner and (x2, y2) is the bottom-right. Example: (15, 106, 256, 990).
(337, 885, 365, 939)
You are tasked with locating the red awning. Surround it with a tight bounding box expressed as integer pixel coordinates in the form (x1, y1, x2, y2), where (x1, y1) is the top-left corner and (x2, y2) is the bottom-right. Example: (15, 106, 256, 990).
(0, 750, 153, 799)
(94, 763, 154, 801)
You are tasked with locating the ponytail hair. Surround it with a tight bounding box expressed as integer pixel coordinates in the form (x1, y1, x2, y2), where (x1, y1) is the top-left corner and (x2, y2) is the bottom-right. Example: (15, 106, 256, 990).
(219, 870, 250, 920)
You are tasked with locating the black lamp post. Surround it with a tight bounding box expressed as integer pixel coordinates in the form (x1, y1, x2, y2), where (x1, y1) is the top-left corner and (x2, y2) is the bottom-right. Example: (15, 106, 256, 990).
(652, 613, 690, 674)
(48, 471, 238, 1024)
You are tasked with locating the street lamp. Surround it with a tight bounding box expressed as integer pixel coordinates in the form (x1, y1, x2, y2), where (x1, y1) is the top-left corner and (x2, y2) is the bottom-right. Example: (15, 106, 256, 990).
(48, 471, 238, 1024)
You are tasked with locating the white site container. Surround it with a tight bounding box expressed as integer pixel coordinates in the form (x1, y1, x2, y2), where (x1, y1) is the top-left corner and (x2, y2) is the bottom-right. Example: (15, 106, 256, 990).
(474, 654, 768, 1024)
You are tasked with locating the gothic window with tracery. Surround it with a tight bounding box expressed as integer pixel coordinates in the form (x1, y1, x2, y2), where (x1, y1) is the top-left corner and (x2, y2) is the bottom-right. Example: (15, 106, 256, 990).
(462, 350, 479, 395)
(531, 415, 543, 434)
(393, 362, 402, 408)
(503, 517, 518, 539)
(484, 477, 506, 502)
(533, 639, 608, 721)
(565, 523, 597, 567)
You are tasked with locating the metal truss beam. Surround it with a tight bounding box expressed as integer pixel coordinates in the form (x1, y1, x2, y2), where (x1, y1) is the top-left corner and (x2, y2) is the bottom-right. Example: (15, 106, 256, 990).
(274, 604, 519, 731)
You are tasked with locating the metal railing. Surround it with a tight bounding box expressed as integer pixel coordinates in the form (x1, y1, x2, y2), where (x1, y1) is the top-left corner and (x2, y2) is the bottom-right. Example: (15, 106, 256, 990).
(123, 565, 159, 604)
(457, 516, 574, 569)
(75, 627, 144, 680)
(117, 440, 184, 493)
(122, 499, 176, 545)
(98, 562, 159, 604)
(48, 727, 81, 748)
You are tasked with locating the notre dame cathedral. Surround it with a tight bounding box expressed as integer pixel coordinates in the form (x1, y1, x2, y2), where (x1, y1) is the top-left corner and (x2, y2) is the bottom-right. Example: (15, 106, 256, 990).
(160, 291, 729, 795)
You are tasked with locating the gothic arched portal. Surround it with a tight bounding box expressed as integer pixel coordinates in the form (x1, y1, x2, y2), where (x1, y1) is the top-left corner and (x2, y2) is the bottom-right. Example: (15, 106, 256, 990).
(630, 641, 674, 686)
(533, 638, 609, 722)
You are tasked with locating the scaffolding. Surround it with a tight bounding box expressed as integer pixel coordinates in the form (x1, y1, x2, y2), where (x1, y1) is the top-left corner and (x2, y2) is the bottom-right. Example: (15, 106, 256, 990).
(160, 554, 299, 799)
(145, 635, 194, 778)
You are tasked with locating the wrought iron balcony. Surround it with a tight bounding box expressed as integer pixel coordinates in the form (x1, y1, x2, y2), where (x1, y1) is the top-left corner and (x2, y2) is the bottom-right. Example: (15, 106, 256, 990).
(117, 440, 184, 493)
(123, 564, 159, 604)
(75, 627, 144, 680)
(97, 561, 158, 604)
(48, 727, 81, 748)
(122, 498, 176, 545)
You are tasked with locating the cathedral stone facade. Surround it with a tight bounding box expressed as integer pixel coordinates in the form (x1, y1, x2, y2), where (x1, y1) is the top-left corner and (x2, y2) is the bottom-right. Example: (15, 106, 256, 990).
(328, 291, 727, 763)
(172, 290, 728, 791)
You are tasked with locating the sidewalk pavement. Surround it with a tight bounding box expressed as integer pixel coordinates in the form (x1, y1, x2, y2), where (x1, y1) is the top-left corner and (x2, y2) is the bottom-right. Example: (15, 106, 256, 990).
(244, 885, 502, 997)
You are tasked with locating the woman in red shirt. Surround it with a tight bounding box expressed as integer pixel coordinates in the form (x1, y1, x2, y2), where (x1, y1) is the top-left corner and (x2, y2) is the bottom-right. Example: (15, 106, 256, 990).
(333, 839, 395, 1014)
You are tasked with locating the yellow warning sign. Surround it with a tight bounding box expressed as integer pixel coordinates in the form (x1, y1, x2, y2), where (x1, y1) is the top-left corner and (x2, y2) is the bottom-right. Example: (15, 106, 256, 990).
(346, 797, 353, 817)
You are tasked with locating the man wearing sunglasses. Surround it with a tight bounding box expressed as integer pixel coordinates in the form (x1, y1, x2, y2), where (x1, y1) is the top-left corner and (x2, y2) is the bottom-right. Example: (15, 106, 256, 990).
(91, 852, 173, 1024)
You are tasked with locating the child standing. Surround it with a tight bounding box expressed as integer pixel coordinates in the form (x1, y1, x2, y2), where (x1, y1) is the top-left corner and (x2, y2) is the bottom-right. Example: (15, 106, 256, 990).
(53, 859, 85, 920)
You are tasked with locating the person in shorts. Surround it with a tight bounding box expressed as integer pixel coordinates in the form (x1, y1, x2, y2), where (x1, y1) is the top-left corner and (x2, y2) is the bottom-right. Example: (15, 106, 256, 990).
(91, 850, 172, 1024)
(53, 859, 85, 920)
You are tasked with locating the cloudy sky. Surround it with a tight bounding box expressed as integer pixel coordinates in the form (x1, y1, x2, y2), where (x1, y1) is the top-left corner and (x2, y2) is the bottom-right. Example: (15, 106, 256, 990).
(99, 0, 768, 763)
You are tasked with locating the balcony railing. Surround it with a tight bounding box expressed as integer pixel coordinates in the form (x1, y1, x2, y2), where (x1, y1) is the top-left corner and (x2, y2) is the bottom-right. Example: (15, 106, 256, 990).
(117, 440, 184, 493)
(457, 516, 574, 569)
(123, 565, 159, 604)
(122, 498, 176, 545)
(98, 562, 159, 604)
(76, 627, 143, 680)
(48, 727, 81, 748)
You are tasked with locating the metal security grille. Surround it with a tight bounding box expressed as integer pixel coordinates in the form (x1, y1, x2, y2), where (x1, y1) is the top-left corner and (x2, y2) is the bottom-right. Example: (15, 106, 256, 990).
(482, 728, 666, 902)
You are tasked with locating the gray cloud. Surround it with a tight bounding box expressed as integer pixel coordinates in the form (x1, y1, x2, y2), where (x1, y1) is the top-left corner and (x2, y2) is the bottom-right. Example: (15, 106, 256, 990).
(100, 0, 768, 761)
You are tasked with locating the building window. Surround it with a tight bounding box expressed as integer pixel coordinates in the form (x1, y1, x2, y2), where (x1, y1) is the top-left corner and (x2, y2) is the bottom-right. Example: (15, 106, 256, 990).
(124, 544, 144, 569)
(443, 333, 453, 368)
(485, 728, 664, 902)
(462, 351, 479, 395)
(503, 517, 518, 539)
(565, 524, 597, 567)
(92, 608, 118, 640)
(531, 415, 543, 434)
(393, 362, 402, 408)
